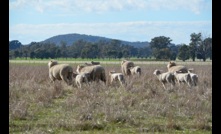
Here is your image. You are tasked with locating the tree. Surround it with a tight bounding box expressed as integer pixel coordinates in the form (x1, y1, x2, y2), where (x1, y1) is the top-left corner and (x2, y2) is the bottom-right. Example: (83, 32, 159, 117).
(30, 52, 35, 59)
(177, 44, 190, 61)
(189, 33, 202, 61)
(60, 41, 67, 58)
(9, 40, 22, 50)
(150, 36, 172, 60)
(197, 37, 212, 61)
(13, 50, 20, 58)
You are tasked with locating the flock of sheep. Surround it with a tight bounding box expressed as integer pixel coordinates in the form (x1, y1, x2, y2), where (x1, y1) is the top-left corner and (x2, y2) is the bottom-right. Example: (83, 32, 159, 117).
(48, 60, 198, 89)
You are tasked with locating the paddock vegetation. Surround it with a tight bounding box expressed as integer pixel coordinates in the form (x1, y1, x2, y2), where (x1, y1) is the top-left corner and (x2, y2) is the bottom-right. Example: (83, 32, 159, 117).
(9, 61, 212, 133)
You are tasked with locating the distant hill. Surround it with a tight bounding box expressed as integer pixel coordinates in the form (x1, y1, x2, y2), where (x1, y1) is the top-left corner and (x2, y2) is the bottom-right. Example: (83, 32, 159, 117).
(41, 33, 149, 48)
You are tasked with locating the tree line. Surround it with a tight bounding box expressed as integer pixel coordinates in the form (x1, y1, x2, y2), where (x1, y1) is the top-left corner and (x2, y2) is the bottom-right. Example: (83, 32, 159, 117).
(9, 32, 212, 61)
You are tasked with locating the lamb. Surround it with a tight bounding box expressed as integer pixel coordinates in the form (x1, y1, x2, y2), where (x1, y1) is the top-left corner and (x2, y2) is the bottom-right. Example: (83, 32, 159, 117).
(129, 66, 141, 76)
(109, 71, 125, 86)
(153, 69, 176, 90)
(188, 69, 198, 86)
(48, 60, 73, 85)
(76, 64, 106, 84)
(73, 72, 90, 88)
(174, 71, 192, 87)
(121, 60, 135, 76)
(167, 61, 188, 73)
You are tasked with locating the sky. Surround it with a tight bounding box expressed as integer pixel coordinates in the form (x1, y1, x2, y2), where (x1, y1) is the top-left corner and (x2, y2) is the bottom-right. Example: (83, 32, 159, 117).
(9, 0, 212, 45)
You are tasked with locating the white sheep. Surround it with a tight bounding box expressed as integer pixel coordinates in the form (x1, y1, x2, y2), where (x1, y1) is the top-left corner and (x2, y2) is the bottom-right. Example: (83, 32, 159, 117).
(167, 61, 188, 73)
(109, 71, 125, 86)
(76, 65, 106, 84)
(188, 69, 198, 86)
(174, 71, 192, 87)
(153, 69, 176, 90)
(73, 72, 90, 88)
(48, 60, 73, 85)
(129, 66, 141, 77)
(121, 60, 135, 76)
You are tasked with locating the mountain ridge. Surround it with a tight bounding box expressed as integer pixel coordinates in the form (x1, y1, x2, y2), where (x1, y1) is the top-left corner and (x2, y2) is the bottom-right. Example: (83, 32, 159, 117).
(41, 33, 149, 48)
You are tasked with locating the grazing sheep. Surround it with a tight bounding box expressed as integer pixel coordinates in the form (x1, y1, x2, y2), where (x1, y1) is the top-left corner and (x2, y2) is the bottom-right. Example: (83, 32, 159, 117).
(73, 72, 90, 88)
(48, 60, 73, 85)
(174, 71, 192, 87)
(76, 65, 106, 84)
(91, 61, 100, 65)
(85, 61, 100, 66)
(167, 61, 188, 73)
(109, 71, 125, 86)
(188, 69, 198, 86)
(129, 66, 141, 76)
(153, 69, 176, 90)
(121, 60, 135, 76)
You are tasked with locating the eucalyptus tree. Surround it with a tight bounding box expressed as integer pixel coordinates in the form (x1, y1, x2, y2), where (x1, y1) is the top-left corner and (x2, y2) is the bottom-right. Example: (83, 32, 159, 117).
(150, 36, 172, 60)
(189, 32, 202, 61)
(177, 44, 190, 61)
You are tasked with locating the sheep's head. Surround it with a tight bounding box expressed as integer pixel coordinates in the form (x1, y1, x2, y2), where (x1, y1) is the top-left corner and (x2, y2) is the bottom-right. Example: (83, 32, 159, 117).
(109, 71, 116, 75)
(129, 66, 134, 71)
(121, 60, 127, 66)
(76, 65, 85, 73)
(153, 69, 162, 75)
(167, 61, 176, 69)
(48, 60, 58, 69)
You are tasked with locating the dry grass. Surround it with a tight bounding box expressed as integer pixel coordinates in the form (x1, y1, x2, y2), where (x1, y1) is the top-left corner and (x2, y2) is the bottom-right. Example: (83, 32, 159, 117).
(9, 62, 212, 133)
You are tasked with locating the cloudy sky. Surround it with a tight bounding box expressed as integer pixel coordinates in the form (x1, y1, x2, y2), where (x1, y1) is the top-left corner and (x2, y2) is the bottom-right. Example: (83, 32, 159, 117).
(9, 0, 212, 45)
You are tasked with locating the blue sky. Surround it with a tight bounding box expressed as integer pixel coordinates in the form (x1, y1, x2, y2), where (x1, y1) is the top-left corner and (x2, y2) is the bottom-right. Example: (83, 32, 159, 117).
(9, 0, 212, 45)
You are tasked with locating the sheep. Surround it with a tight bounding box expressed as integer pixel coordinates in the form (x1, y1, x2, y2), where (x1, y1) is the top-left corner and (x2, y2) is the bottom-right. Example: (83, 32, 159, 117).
(121, 60, 135, 76)
(167, 61, 188, 73)
(48, 60, 73, 85)
(188, 69, 199, 86)
(129, 66, 141, 77)
(174, 71, 192, 87)
(91, 61, 100, 65)
(76, 64, 106, 84)
(85, 61, 100, 66)
(109, 71, 125, 86)
(153, 69, 176, 90)
(73, 72, 90, 88)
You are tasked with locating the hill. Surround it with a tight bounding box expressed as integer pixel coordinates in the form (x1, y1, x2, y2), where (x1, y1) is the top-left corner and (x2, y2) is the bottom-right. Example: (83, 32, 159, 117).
(41, 33, 149, 48)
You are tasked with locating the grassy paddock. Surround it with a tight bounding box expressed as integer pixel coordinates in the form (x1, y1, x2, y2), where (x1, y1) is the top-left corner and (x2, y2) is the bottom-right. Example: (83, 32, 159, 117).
(9, 61, 212, 133)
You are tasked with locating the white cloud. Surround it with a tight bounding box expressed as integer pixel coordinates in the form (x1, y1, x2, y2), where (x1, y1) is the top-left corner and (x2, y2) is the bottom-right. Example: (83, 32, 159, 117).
(9, 0, 211, 14)
(9, 21, 212, 45)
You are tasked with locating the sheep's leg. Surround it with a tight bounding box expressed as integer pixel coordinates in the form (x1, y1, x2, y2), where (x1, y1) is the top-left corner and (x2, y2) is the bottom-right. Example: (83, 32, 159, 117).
(76, 81, 81, 89)
(162, 82, 166, 90)
(177, 81, 181, 86)
(49, 74, 56, 83)
(67, 72, 73, 85)
(187, 81, 192, 88)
